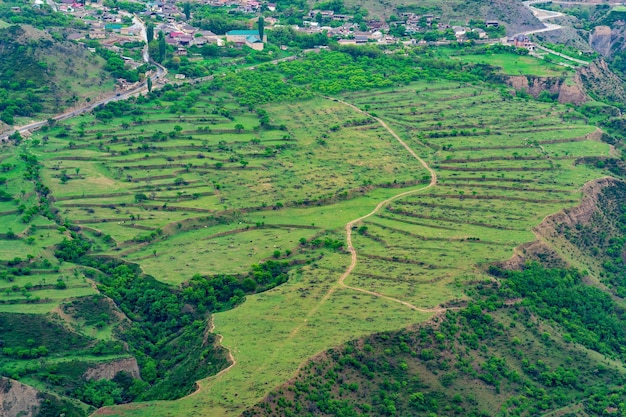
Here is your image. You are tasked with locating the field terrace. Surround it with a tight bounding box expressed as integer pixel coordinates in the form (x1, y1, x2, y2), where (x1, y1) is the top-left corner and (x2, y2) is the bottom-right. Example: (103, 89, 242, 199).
(96, 78, 609, 416)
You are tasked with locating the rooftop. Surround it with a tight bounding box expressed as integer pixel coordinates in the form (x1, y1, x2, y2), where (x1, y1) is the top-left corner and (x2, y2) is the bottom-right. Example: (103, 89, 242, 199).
(226, 30, 260, 35)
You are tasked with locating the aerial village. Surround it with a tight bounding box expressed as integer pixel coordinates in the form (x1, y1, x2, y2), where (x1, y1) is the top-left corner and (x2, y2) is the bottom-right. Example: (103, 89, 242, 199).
(32, 0, 534, 73)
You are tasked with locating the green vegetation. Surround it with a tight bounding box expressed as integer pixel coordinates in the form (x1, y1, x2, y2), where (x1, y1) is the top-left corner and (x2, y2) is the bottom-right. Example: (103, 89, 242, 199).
(248, 264, 626, 416)
(0, 24, 115, 126)
(439, 44, 571, 77)
(0, 25, 622, 417)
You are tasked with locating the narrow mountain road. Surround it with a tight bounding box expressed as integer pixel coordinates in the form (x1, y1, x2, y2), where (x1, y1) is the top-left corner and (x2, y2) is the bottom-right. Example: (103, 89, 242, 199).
(0, 62, 166, 142)
(509, 1, 591, 66)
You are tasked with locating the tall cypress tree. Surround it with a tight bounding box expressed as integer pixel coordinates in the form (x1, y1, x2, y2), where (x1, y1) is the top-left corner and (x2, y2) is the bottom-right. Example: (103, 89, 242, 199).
(146, 23, 154, 44)
(158, 31, 166, 63)
(258, 17, 264, 41)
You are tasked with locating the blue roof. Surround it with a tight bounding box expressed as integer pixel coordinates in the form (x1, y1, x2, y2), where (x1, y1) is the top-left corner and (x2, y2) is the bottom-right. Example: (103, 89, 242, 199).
(227, 30, 259, 36)
(246, 35, 262, 43)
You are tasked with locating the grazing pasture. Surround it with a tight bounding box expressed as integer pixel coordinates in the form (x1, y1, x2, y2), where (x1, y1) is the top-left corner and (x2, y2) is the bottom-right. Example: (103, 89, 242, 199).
(93, 77, 607, 416)
(0, 47, 609, 416)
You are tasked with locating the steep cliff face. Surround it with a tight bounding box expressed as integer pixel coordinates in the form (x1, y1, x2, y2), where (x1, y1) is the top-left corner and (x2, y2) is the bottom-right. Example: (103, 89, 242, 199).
(506, 59, 626, 105)
(578, 59, 626, 102)
(506, 75, 588, 105)
(591, 25, 612, 56)
(0, 377, 41, 417)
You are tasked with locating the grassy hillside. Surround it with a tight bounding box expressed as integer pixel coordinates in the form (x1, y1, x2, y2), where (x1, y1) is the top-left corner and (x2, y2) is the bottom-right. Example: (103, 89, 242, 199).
(247, 180, 626, 416)
(247, 270, 626, 416)
(0, 47, 621, 416)
(0, 22, 116, 129)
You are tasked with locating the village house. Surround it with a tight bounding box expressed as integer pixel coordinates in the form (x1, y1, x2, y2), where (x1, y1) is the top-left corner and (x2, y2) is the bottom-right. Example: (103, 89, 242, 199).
(89, 29, 106, 39)
(309, 9, 334, 19)
(337, 38, 357, 45)
(332, 14, 352, 22)
(353, 33, 370, 43)
(473, 28, 487, 39)
(197, 30, 221, 44)
(452, 26, 467, 38)
(245, 35, 263, 50)
(509, 34, 535, 51)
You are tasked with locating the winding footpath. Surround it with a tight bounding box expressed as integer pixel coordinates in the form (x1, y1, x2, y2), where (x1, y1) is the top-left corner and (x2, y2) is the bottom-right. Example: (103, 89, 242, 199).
(200, 95, 446, 400)
(323, 98, 441, 311)
(284, 97, 444, 344)
(182, 318, 236, 399)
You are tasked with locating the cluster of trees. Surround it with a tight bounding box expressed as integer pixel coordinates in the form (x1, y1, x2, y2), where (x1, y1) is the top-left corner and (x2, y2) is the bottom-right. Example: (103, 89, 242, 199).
(182, 260, 291, 313)
(93, 98, 138, 121)
(492, 263, 626, 359)
(0, 2, 83, 30)
(268, 27, 329, 49)
(2, 345, 48, 358)
(218, 49, 498, 106)
(191, 5, 250, 34)
(73, 372, 148, 407)
(96, 46, 144, 82)
(55, 235, 92, 262)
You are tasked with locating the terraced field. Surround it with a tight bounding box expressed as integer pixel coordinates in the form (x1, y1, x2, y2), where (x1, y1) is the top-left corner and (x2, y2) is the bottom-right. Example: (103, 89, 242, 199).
(0, 72, 610, 416)
(90, 80, 608, 416)
(340, 85, 602, 304)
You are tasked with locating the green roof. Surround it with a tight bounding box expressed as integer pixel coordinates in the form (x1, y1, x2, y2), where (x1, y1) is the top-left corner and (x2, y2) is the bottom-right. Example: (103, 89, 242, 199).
(227, 30, 259, 35)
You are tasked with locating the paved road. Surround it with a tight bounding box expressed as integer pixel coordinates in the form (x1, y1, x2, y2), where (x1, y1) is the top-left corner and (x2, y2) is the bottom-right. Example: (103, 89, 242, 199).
(513, 1, 590, 66)
(0, 60, 166, 142)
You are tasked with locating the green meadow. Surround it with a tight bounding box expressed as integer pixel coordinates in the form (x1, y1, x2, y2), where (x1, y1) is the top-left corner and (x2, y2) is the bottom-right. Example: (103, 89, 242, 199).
(85, 78, 607, 416)
(0, 47, 611, 416)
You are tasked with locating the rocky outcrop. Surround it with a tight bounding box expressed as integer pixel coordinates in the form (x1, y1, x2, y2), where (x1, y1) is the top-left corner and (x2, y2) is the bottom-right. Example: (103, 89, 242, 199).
(506, 75, 587, 105)
(0, 377, 41, 417)
(590, 25, 612, 57)
(83, 357, 141, 381)
(499, 240, 568, 270)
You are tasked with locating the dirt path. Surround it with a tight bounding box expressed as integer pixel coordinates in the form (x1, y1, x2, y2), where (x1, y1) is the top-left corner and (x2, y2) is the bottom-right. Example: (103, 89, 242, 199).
(153, 96, 443, 404)
(186, 317, 236, 399)
(321, 98, 442, 312)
